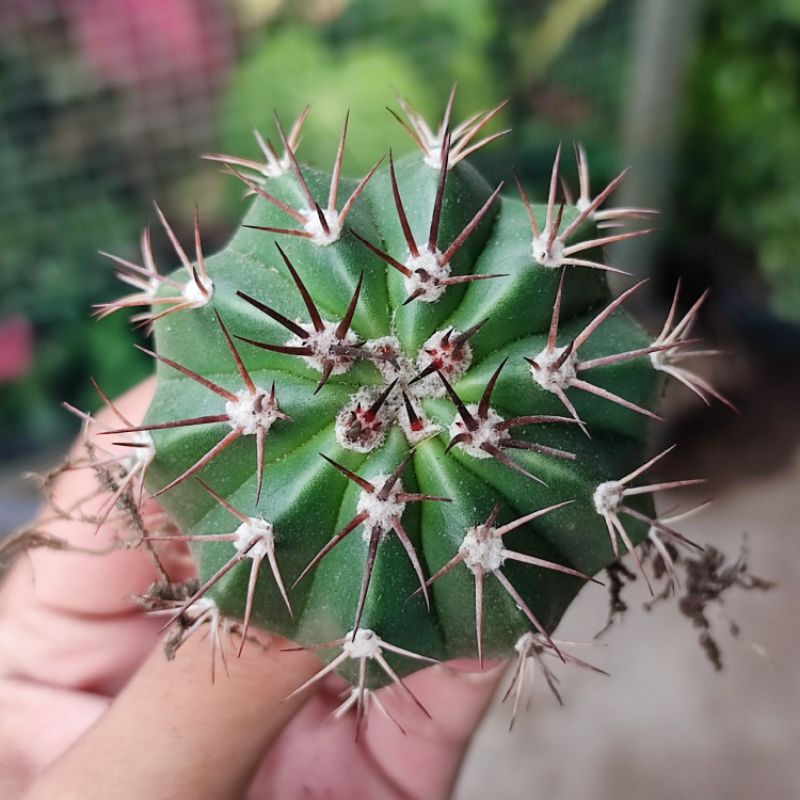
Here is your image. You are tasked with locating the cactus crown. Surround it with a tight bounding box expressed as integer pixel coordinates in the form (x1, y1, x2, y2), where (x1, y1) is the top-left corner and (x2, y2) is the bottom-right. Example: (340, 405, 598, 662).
(97, 88, 722, 728)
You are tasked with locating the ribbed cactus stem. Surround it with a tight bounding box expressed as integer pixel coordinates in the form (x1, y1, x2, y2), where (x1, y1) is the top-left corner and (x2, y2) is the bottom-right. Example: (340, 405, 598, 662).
(95, 86, 728, 728)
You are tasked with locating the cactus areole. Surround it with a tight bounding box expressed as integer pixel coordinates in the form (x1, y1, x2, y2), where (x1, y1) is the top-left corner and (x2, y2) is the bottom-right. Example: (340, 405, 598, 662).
(101, 91, 716, 720)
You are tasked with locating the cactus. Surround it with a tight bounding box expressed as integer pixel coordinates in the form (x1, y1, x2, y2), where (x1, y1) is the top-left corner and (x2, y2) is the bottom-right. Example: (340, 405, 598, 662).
(94, 88, 725, 727)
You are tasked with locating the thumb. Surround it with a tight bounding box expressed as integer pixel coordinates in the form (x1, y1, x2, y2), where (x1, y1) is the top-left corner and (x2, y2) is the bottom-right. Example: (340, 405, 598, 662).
(24, 630, 321, 800)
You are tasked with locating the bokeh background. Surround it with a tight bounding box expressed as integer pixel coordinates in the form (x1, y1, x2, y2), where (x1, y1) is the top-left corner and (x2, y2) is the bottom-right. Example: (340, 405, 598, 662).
(0, 1, 797, 797)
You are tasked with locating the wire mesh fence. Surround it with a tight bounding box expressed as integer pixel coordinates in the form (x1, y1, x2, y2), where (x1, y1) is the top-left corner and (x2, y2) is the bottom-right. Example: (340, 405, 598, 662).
(0, 0, 642, 454)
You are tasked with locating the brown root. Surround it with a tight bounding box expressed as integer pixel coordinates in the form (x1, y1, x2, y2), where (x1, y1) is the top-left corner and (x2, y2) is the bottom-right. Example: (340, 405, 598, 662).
(598, 535, 774, 670)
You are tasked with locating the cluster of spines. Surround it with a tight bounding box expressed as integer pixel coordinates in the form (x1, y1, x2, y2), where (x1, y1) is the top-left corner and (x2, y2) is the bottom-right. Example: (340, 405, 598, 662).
(90, 87, 732, 732)
(95, 206, 214, 329)
(389, 83, 510, 170)
(230, 111, 383, 247)
(351, 138, 506, 304)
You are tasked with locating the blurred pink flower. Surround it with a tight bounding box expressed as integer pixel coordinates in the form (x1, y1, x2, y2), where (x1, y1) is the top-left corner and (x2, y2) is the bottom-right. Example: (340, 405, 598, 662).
(0, 316, 34, 382)
(69, 0, 234, 87)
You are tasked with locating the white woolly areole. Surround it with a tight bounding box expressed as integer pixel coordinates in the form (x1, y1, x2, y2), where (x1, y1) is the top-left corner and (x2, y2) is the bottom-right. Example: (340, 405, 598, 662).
(142, 273, 162, 295)
(367, 336, 415, 386)
(530, 344, 578, 392)
(404, 247, 449, 303)
(593, 480, 624, 516)
(356, 475, 405, 541)
(334, 387, 391, 453)
(182, 275, 214, 306)
(459, 526, 505, 573)
(448, 404, 505, 459)
(184, 595, 220, 623)
(531, 234, 565, 269)
(650, 346, 673, 371)
(233, 517, 273, 560)
(398, 411, 441, 446)
(287, 320, 358, 374)
(423, 143, 445, 170)
(343, 628, 383, 659)
(259, 156, 291, 179)
(225, 387, 281, 436)
(414, 329, 473, 397)
(190, 596, 219, 614)
(514, 631, 538, 655)
(409, 369, 444, 400)
(650, 349, 665, 370)
(130, 430, 156, 468)
(176, 595, 222, 628)
(301, 207, 341, 246)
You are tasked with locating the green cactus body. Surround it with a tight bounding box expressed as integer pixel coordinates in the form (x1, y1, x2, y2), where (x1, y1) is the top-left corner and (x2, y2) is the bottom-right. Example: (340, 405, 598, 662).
(135, 134, 665, 692)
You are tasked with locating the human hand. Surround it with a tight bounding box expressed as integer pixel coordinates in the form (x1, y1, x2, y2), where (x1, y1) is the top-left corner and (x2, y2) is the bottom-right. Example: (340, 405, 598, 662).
(0, 379, 504, 800)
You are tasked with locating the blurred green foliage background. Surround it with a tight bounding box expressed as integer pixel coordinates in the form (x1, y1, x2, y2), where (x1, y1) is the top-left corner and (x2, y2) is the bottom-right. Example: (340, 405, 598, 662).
(674, 0, 800, 321)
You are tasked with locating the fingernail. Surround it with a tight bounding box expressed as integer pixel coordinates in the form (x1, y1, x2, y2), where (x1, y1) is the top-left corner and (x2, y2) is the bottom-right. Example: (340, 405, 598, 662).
(436, 658, 506, 683)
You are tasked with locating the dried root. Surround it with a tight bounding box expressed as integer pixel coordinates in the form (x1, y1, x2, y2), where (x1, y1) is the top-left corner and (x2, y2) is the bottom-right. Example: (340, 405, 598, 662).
(598, 534, 773, 671)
